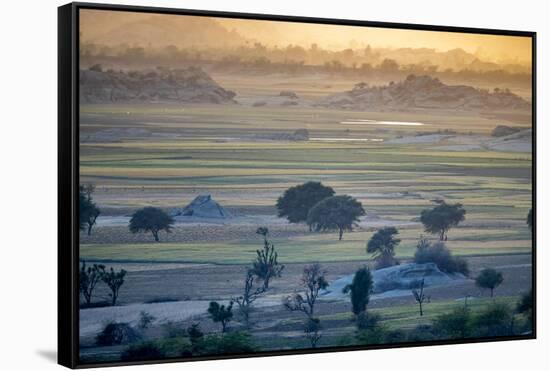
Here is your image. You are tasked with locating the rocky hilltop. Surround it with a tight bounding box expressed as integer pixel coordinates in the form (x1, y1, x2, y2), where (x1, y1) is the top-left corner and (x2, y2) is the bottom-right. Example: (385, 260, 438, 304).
(80, 66, 237, 104)
(318, 74, 530, 111)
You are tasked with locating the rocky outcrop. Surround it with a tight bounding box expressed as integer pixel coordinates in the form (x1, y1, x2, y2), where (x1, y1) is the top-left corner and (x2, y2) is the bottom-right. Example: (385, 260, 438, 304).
(171, 195, 232, 219)
(80, 66, 237, 104)
(323, 263, 466, 298)
(318, 74, 530, 111)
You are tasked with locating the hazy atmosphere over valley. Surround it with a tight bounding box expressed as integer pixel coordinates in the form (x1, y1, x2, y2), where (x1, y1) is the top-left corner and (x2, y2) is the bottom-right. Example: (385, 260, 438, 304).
(77, 9, 533, 364)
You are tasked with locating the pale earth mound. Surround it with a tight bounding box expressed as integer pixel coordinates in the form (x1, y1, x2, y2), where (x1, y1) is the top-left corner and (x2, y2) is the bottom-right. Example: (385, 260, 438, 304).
(322, 263, 467, 299)
(170, 194, 232, 219)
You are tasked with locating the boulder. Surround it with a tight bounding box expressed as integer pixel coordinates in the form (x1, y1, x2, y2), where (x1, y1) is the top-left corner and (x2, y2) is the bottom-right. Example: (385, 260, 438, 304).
(322, 263, 466, 298)
(317, 74, 530, 112)
(80, 67, 237, 104)
(171, 195, 232, 219)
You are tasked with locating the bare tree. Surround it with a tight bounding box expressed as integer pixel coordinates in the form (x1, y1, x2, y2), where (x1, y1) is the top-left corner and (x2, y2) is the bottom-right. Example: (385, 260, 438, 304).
(251, 227, 284, 290)
(101, 267, 127, 306)
(284, 264, 328, 348)
(412, 278, 430, 316)
(232, 269, 266, 328)
(79, 261, 105, 304)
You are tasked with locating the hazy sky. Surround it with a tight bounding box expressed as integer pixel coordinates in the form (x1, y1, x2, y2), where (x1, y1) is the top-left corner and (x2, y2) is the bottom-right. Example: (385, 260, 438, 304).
(221, 18, 532, 64)
(81, 10, 532, 65)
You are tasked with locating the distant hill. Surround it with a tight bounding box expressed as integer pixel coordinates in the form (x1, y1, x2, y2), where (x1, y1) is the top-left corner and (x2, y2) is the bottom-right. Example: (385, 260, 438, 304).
(80, 66, 236, 104)
(317, 74, 530, 111)
(82, 13, 246, 49)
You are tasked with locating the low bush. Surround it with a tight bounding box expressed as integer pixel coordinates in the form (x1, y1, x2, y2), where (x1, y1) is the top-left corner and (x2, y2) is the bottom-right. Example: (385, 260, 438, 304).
(161, 321, 187, 338)
(414, 241, 469, 275)
(355, 312, 381, 331)
(95, 322, 140, 346)
(433, 306, 473, 339)
(120, 342, 165, 362)
(406, 324, 437, 342)
(137, 311, 156, 330)
(194, 332, 257, 355)
(472, 302, 513, 337)
(156, 337, 193, 357)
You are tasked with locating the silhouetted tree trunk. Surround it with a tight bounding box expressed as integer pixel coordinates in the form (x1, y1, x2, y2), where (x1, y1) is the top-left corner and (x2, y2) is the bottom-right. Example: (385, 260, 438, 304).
(152, 230, 159, 242)
(338, 227, 343, 241)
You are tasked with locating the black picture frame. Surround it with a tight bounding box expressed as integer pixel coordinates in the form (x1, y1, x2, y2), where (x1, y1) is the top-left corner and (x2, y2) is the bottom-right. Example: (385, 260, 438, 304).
(58, 2, 536, 368)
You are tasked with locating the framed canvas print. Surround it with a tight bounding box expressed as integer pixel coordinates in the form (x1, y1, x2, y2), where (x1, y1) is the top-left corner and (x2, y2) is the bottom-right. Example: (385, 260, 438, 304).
(58, 2, 536, 368)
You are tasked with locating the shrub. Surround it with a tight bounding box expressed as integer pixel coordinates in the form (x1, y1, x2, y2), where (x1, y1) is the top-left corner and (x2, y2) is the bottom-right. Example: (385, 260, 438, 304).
(355, 311, 381, 331)
(517, 290, 533, 323)
(137, 311, 156, 330)
(472, 302, 513, 337)
(162, 321, 187, 338)
(407, 324, 437, 342)
(95, 322, 140, 346)
(414, 241, 469, 275)
(194, 332, 257, 355)
(120, 342, 165, 362)
(156, 337, 193, 357)
(355, 324, 390, 345)
(433, 306, 473, 339)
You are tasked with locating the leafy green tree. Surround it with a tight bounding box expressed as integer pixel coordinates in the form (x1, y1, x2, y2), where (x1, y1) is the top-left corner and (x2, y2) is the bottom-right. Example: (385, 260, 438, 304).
(420, 201, 466, 240)
(307, 195, 365, 240)
(276, 182, 335, 229)
(208, 301, 234, 333)
(475, 268, 503, 297)
(366, 227, 400, 268)
(527, 209, 533, 231)
(343, 266, 373, 317)
(129, 207, 174, 242)
(101, 267, 127, 306)
(79, 261, 105, 304)
(251, 227, 284, 290)
(79, 184, 101, 236)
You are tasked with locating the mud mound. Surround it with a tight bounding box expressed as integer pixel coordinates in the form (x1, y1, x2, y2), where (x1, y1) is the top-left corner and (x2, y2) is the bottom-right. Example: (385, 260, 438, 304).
(318, 74, 530, 111)
(323, 263, 466, 298)
(80, 66, 237, 104)
(171, 194, 232, 219)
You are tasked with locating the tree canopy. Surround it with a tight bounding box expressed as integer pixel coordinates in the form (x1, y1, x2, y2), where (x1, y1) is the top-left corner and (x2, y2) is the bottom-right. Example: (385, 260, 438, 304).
(129, 207, 174, 242)
(420, 201, 466, 240)
(475, 268, 503, 297)
(366, 227, 400, 268)
(276, 182, 335, 227)
(307, 195, 365, 240)
(343, 266, 373, 316)
(79, 184, 101, 236)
